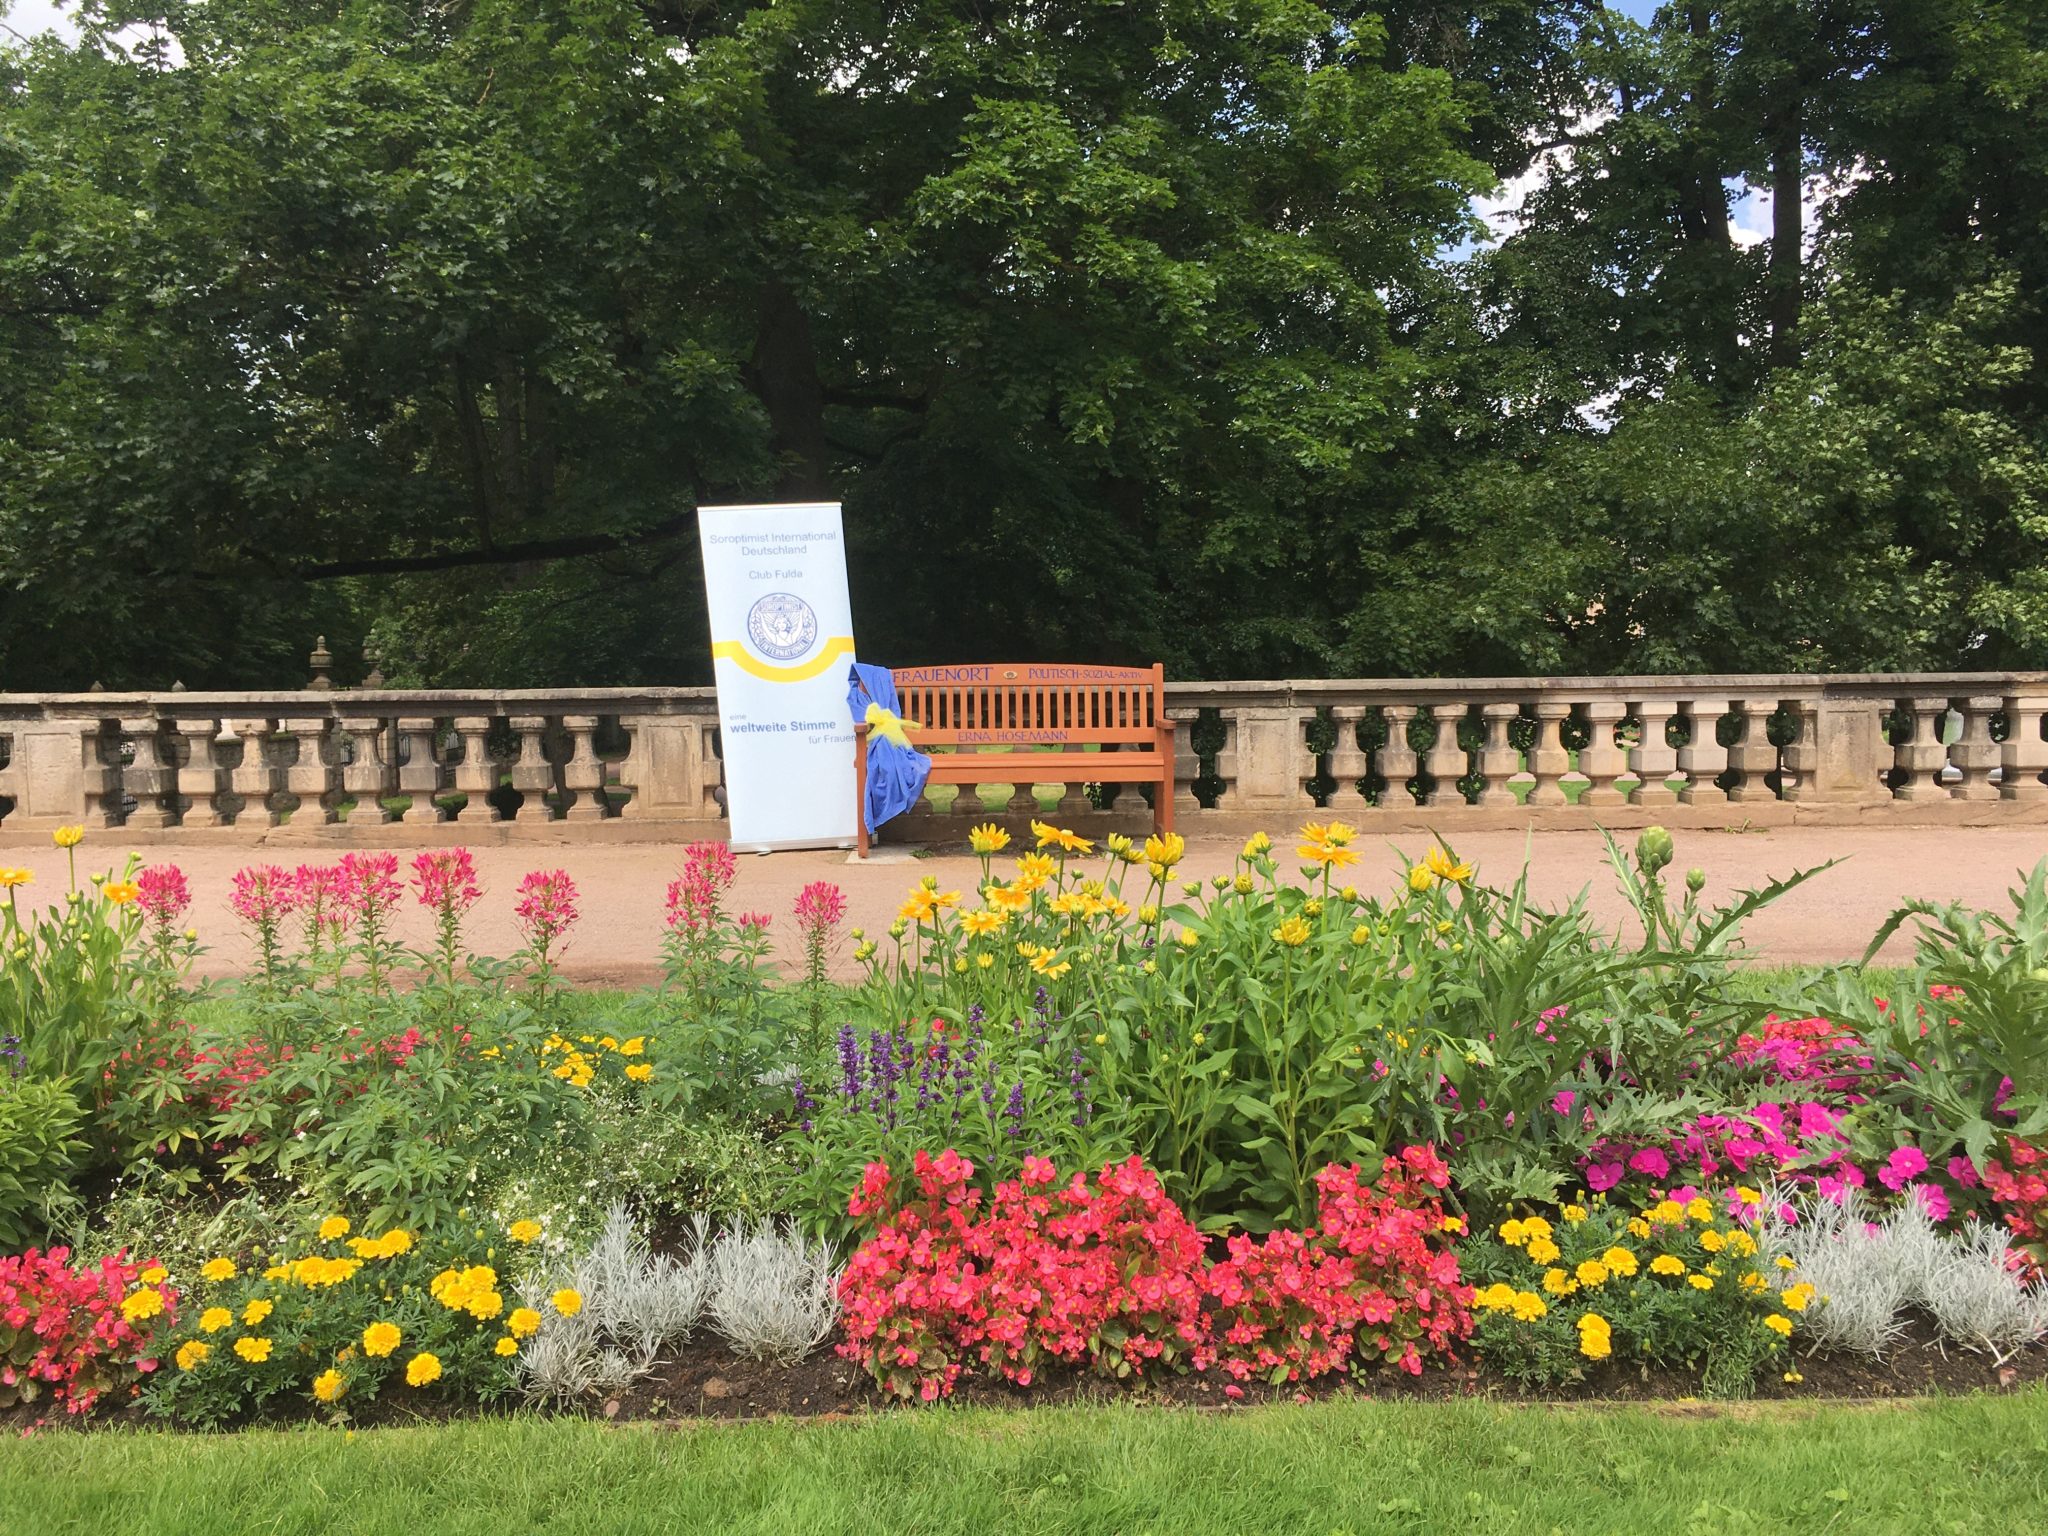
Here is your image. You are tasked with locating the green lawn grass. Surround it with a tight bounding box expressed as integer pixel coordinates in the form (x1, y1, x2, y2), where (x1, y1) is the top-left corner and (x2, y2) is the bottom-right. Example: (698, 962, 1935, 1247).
(3, 1395, 2041, 1535)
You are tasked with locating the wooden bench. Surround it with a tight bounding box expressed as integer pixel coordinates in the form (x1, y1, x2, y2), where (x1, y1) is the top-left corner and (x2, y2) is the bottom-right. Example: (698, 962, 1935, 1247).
(853, 663, 1175, 857)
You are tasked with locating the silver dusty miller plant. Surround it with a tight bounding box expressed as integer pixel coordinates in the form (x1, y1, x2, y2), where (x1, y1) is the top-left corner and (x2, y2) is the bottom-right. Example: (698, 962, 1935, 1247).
(517, 1204, 710, 1402)
(705, 1218, 841, 1365)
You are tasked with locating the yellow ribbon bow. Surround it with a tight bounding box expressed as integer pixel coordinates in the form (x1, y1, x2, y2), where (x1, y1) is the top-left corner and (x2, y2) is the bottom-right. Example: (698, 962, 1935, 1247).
(864, 701, 922, 749)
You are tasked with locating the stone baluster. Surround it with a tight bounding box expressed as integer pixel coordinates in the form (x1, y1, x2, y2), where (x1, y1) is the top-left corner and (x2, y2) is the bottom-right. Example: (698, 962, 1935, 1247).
(508, 715, 556, 821)
(1950, 694, 2001, 801)
(340, 716, 389, 827)
(1473, 702, 1521, 807)
(1376, 703, 1418, 809)
(396, 717, 443, 823)
(1422, 704, 1470, 808)
(1523, 700, 1571, 807)
(562, 715, 608, 822)
(85, 722, 124, 829)
(1891, 695, 1952, 802)
(119, 716, 172, 829)
(1628, 699, 1680, 807)
(1325, 707, 1371, 810)
(225, 720, 276, 829)
(280, 717, 335, 826)
(1724, 699, 1779, 804)
(1676, 702, 1729, 805)
(1170, 711, 1205, 823)
(168, 716, 224, 828)
(2001, 692, 2048, 802)
(451, 716, 503, 821)
(1579, 698, 1630, 808)
(1229, 703, 1308, 814)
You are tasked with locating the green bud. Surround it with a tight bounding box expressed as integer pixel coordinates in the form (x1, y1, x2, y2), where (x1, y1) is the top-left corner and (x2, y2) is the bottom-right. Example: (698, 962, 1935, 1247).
(1635, 826, 1675, 877)
(1685, 868, 1706, 894)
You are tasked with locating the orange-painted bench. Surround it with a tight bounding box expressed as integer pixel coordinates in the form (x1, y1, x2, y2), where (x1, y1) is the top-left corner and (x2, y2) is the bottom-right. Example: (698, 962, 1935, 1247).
(853, 663, 1175, 857)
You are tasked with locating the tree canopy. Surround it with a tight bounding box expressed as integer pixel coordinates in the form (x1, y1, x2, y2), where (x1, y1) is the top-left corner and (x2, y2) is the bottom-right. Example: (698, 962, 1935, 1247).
(1, 0, 2044, 688)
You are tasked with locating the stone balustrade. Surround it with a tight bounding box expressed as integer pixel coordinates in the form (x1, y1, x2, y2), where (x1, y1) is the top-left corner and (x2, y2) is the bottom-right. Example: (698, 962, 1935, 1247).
(2, 673, 2044, 843)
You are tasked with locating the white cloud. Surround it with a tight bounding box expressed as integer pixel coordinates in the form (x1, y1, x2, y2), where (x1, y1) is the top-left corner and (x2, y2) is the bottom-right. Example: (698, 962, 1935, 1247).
(0, 1, 78, 42)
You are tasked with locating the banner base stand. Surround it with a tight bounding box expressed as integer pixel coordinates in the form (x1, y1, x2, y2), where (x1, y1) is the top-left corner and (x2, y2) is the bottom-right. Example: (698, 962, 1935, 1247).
(734, 840, 857, 855)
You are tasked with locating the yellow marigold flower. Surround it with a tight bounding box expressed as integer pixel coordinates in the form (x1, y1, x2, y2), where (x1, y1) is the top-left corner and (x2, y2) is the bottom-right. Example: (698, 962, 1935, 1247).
(1521, 1217, 1553, 1240)
(1685, 1197, 1714, 1223)
(467, 1290, 505, 1321)
(1561, 1205, 1588, 1224)
(625, 1062, 654, 1082)
(1407, 865, 1435, 893)
(1526, 1236, 1561, 1265)
(619, 1037, 646, 1057)
(140, 1265, 168, 1284)
(1576, 1313, 1613, 1360)
(1499, 1219, 1527, 1246)
(1699, 1229, 1725, 1254)
(379, 1229, 413, 1257)
(1781, 1282, 1815, 1313)
(551, 1288, 584, 1318)
(1242, 832, 1272, 859)
(405, 1352, 443, 1388)
(53, 824, 85, 848)
(1441, 1215, 1465, 1234)
(243, 1298, 274, 1326)
(495, 1336, 519, 1357)
(362, 1321, 402, 1358)
(1626, 1217, 1652, 1239)
(1575, 1259, 1610, 1288)
(234, 1336, 274, 1363)
(118, 1286, 164, 1323)
(318, 1215, 350, 1242)
(312, 1368, 346, 1402)
(175, 1340, 210, 1370)
(200, 1257, 238, 1283)
(1776, 1254, 1798, 1271)
(1601, 1247, 1639, 1278)
(1725, 1230, 1757, 1258)
(1423, 845, 1473, 883)
(1688, 1274, 1714, 1291)
(1740, 1272, 1769, 1293)
(507, 1307, 542, 1339)
(508, 1220, 542, 1245)
(1271, 915, 1312, 947)
(199, 1306, 233, 1333)
(1763, 1313, 1793, 1337)
(104, 879, 138, 904)
(1511, 1291, 1547, 1322)
(1648, 1200, 1685, 1226)
(1734, 1185, 1762, 1206)
(1542, 1268, 1578, 1297)
(1650, 1254, 1686, 1277)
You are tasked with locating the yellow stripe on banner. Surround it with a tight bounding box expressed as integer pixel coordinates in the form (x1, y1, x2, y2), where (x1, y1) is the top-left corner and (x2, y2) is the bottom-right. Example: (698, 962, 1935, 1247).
(710, 635, 857, 683)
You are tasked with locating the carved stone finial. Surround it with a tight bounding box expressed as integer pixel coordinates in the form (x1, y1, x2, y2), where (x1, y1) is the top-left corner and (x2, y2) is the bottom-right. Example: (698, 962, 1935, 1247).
(308, 636, 334, 692)
(88, 680, 106, 693)
(362, 666, 386, 690)
(171, 680, 186, 692)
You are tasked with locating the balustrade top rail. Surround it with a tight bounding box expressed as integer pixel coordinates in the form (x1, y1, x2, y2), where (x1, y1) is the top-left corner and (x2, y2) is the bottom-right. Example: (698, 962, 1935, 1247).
(3, 671, 2047, 837)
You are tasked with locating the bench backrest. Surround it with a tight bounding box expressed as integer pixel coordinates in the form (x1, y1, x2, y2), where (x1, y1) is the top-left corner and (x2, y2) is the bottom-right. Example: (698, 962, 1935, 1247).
(889, 663, 1166, 747)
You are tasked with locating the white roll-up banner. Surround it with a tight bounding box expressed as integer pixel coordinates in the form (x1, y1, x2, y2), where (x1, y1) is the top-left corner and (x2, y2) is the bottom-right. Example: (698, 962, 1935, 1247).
(697, 502, 859, 851)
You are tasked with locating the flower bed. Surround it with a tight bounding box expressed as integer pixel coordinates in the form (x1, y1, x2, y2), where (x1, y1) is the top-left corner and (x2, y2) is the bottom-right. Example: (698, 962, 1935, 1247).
(3, 822, 2048, 1431)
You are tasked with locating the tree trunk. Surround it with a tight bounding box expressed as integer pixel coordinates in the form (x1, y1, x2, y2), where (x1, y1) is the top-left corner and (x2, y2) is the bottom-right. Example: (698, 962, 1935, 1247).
(1768, 105, 1803, 366)
(746, 281, 835, 501)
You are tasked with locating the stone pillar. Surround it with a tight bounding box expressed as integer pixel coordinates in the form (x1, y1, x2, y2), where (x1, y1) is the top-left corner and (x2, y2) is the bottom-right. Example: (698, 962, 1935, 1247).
(1892, 695, 1952, 803)
(1474, 703, 1521, 808)
(340, 715, 388, 827)
(1169, 712, 1205, 822)
(1376, 704, 1418, 809)
(1951, 695, 2001, 802)
(451, 716, 503, 821)
(1579, 698, 1629, 808)
(615, 714, 721, 822)
(1724, 700, 1780, 805)
(281, 717, 336, 826)
(507, 715, 555, 821)
(0, 718, 98, 829)
(1422, 704, 1469, 808)
(169, 716, 224, 828)
(1676, 702, 1729, 806)
(1523, 700, 1571, 807)
(396, 717, 442, 823)
(1628, 699, 1679, 807)
(561, 715, 608, 823)
(120, 716, 172, 829)
(1325, 708, 1371, 811)
(1784, 697, 1889, 805)
(1228, 704, 1308, 814)
(225, 720, 276, 830)
(2001, 692, 2048, 802)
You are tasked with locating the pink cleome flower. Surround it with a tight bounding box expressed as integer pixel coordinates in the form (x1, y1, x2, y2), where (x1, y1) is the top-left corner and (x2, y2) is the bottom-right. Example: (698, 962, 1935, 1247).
(229, 864, 299, 927)
(410, 848, 483, 915)
(135, 864, 191, 929)
(513, 869, 580, 948)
